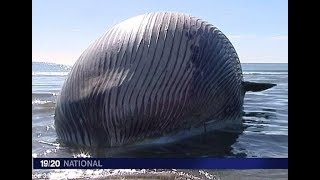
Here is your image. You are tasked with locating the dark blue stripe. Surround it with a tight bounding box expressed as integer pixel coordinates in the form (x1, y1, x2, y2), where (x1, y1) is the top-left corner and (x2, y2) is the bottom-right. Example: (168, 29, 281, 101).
(33, 158, 288, 169)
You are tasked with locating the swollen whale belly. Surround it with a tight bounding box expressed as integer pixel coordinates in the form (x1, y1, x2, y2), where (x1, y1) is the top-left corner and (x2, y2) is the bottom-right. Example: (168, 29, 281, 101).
(54, 12, 275, 147)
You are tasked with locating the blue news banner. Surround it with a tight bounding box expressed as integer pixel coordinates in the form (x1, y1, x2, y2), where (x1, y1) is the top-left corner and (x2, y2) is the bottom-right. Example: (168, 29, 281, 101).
(33, 158, 288, 169)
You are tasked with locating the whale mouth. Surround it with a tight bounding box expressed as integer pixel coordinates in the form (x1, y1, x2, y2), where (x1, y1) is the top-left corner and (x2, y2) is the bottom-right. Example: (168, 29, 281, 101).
(55, 116, 244, 158)
(132, 117, 243, 147)
(79, 117, 244, 158)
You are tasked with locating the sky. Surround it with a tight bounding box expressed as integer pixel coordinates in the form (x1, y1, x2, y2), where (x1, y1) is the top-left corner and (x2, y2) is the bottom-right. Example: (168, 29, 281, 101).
(32, 0, 288, 65)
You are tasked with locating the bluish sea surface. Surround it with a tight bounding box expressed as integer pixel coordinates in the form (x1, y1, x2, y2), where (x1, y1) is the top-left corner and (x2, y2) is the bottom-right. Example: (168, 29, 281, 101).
(32, 62, 288, 179)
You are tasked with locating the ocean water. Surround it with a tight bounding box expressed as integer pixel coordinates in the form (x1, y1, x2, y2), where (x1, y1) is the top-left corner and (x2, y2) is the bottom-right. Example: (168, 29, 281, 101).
(32, 62, 288, 179)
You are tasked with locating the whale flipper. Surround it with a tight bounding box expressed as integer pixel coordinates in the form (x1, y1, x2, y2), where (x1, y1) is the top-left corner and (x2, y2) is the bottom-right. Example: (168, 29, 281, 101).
(243, 81, 276, 92)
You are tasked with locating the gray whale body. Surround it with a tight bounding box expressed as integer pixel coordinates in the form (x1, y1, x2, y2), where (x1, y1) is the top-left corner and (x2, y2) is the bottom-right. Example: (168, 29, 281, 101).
(54, 12, 276, 147)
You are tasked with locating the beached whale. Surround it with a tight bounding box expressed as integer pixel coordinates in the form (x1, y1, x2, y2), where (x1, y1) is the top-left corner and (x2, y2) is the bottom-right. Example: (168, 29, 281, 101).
(54, 12, 276, 147)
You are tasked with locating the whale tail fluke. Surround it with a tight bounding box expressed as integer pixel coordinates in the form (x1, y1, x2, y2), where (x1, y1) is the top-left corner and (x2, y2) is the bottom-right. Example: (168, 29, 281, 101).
(243, 81, 276, 92)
